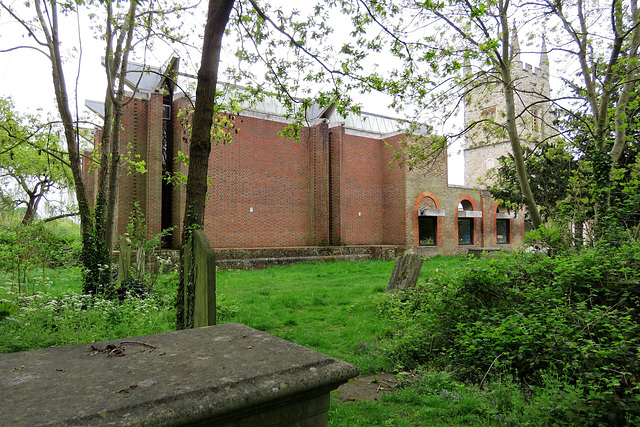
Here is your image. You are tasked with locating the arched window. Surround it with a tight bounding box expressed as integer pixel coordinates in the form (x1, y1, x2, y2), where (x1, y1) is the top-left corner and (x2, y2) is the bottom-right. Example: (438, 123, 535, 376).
(496, 206, 513, 244)
(418, 197, 438, 246)
(457, 200, 475, 245)
(486, 158, 495, 170)
(458, 200, 473, 211)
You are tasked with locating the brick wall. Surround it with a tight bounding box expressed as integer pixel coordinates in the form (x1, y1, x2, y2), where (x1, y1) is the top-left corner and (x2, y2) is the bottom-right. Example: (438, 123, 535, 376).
(93, 92, 524, 253)
(406, 165, 525, 256)
(328, 126, 344, 245)
(198, 115, 411, 248)
(170, 95, 191, 248)
(145, 93, 163, 238)
(82, 96, 151, 241)
(310, 121, 330, 245)
(203, 115, 315, 248)
(117, 96, 150, 239)
(381, 135, 407, 244)
(338, 132, 384, 244)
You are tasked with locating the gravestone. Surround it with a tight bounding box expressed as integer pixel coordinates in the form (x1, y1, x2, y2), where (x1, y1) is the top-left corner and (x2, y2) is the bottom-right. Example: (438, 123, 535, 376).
(135, 246, 146, 273)
(386, 252, 424, 292)
(117, 233, 132, 284)
(183, 229, 216, 328)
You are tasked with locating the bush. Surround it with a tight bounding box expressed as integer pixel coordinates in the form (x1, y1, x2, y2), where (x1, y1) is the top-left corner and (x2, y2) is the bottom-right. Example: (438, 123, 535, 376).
(115, 277, 150, 301)
(0, 223, 80, 271)
(0, 223, 81, 295)
(380, 245, 640, 424)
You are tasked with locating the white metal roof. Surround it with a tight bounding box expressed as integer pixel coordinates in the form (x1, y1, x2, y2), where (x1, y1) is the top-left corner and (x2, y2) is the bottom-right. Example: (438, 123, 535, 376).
(87, 58, 425, 136)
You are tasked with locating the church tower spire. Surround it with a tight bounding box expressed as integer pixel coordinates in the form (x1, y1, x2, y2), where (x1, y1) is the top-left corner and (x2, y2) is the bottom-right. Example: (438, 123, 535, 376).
(540, 35, 549, 78)
(511, 24, 521, 65)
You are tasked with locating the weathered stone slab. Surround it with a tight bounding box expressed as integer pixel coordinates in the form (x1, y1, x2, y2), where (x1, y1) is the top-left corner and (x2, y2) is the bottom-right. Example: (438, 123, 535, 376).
(191, 229, 216, 328)
(386, 252, 424, 292)
(468, 247, 502, 257)
(0, 323, 359, 426)
(457, 210, 483, 218)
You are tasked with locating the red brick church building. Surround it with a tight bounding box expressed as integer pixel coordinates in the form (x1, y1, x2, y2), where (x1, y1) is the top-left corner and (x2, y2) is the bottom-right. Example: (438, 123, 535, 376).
(84, 58, 524, 256)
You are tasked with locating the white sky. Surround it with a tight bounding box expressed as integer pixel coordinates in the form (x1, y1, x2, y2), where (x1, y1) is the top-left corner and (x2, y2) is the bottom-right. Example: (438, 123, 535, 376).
(0, 2, 469, 186)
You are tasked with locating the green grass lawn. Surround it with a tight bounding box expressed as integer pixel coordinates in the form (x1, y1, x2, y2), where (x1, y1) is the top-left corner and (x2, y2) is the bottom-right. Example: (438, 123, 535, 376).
(1, 256, 554, 426)
(217, 256, 466, 372)
(0, 256, 464, 357)
(219, 260, 394, 371)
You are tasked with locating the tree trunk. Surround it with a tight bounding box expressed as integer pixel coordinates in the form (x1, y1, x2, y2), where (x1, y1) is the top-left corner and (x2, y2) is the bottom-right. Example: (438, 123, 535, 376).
(177, 0, 235, 329)
(93, 0, 137, 253)
(36, 0, 92, 235)
(21, 196, 38, 225)
(20, 181, 49, 225)
(498, 12, 543, 229)
(104, 0, 137, 252)
(502, 82, 543, 229)
(552, 0, 640, 227)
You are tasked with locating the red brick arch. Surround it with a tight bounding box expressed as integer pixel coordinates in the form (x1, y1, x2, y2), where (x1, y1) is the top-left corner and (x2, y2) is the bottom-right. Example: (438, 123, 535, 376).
(494, 203, 515, 245)
(457, 195, 479, 211)
(456, 195, 480, 246)
(413, 192, 442, 247)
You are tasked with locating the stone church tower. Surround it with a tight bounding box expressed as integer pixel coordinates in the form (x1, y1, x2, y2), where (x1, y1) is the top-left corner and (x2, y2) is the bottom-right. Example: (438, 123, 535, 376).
(464, 31, 552, 187)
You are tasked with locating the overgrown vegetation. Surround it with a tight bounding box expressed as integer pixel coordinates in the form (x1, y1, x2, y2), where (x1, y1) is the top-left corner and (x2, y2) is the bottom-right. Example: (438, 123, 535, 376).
(0, 222, 80, 294)
(379, 237, 640, 425)
(0, 267, 176, 353)
(2, 221, 640, 424)
(329, 369, 589, 426)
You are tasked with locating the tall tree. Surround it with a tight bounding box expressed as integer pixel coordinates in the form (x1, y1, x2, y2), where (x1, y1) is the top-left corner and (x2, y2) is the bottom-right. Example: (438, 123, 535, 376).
(324, 0, 549, 228)
(327, 0, 638, 231)
(0, 0, 196, 294)
(0, 0, 93, 235)
(485, 139, 576, 220)
(0, 97, 73, 224)
(176, 0, 235, 328)
(176, 0, 367, 327)
(97, 0, 138, 253)
(543, 0, 640, 221)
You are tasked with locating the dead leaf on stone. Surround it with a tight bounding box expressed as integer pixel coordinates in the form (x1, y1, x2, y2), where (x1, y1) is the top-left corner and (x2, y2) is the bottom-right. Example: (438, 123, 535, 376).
(116, 384, 137, 393)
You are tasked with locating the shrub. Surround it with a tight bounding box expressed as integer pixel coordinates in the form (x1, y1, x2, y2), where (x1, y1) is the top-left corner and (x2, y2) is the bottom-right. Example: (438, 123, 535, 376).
(380, 245, 640, 424)
(0, 223, 81, 295)
(0, 300, 18, 320)
(0, 223, 80, 270)
(115, 277, 150, 301)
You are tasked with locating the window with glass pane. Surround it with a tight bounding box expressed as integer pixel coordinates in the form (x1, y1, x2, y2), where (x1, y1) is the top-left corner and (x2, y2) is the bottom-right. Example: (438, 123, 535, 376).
(458, 218, 473, 245)
(419, 216, 437, 246)
(497, 219, 510, 244)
